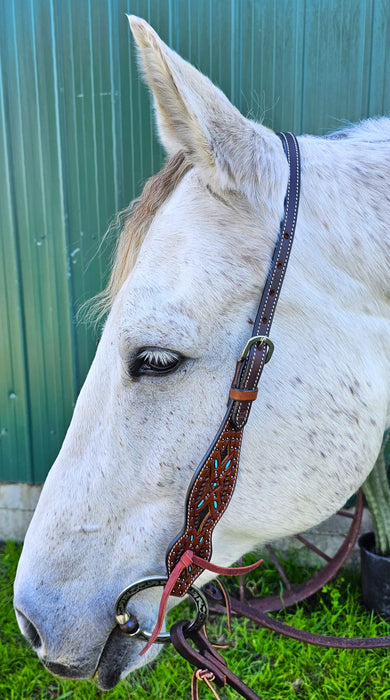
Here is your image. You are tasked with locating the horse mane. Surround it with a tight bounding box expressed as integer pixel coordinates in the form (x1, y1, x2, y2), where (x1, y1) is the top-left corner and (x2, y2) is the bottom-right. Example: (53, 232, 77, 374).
(92, 150, 192, 320)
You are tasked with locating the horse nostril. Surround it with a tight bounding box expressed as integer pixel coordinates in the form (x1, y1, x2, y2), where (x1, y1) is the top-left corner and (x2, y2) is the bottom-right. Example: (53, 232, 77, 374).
(15, 609, 43, 650)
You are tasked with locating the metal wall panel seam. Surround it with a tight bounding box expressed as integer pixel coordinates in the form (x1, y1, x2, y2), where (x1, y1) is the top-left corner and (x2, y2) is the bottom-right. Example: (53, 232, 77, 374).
(0, 49, 32, 479)
(28, 0, 70, 480)
(0, 2, 34, 482)
(48, 0, 79, 407)
(108, 0, 123, 214)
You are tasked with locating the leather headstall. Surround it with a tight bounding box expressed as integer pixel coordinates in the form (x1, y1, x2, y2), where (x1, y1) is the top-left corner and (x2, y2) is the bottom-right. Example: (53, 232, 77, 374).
(165, 132, 301, 596)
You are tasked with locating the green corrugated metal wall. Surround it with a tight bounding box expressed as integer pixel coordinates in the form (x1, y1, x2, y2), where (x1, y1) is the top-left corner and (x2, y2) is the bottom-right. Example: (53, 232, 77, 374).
(1, 0, 390, 483)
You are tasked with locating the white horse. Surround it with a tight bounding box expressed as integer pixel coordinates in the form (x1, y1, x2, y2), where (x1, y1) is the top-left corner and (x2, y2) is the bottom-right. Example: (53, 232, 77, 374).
(14, 16, 390, 690)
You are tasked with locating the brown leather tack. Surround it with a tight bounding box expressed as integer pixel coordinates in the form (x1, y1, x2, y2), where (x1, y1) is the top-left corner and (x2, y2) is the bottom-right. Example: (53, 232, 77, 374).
(165, 132, 301, 596)
(166, 420, 244, 596)
(229, 388, 258, 402)
(171, 621, 261, 700)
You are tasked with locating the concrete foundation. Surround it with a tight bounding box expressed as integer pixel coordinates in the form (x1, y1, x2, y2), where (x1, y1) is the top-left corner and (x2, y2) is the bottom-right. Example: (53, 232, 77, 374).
(265, 506, 372, 568)
(0, 483, 42, 541)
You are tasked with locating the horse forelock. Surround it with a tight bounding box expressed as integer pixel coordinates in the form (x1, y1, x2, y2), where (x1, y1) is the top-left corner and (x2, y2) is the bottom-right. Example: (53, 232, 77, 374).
(93, 151, 192, 319)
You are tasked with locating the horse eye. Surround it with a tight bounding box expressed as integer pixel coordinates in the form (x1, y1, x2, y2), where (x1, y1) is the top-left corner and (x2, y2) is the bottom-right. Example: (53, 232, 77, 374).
(131, 348, 182, 377)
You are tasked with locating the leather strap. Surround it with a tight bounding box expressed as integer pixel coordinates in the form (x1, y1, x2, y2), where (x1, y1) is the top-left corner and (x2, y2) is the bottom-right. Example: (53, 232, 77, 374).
(140, 552, 263, 655)
(231, 131, 300, 429)
(171, 589, 390, 700)
(224, 597, 390, 651)
(165, 133, 301, 596)
(229, 388, 258, 402)
(171, 621, 262, 700)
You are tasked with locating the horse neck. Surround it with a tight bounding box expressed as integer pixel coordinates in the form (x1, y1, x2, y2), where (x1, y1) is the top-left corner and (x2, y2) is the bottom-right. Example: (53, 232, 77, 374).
(297, 135, 390, 306)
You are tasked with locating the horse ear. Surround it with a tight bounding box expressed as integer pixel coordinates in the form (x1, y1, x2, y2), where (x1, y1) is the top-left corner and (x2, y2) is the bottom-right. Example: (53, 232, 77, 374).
(127, 15, 270, 193)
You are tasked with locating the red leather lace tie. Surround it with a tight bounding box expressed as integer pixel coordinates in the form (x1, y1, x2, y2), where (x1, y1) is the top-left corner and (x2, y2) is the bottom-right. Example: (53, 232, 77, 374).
(140, 551, 263, 655)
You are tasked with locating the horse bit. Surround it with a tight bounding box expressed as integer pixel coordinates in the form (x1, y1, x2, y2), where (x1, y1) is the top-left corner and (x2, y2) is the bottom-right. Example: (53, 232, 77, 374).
(114, 133, 390, 699)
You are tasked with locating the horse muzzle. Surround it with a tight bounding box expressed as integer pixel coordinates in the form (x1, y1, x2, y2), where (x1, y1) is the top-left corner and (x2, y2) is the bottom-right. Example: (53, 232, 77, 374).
(14, 592, 162, 689)
(14, 605, 99, 680)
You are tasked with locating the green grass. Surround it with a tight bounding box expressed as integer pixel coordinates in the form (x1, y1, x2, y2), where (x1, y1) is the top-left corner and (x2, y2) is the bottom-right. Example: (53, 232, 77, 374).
(2, 541, 390, 699)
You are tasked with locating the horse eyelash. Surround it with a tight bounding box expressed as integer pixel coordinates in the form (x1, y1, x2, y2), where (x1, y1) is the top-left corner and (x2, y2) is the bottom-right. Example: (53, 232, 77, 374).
(137, 349, 178, 366)
(129, 347, 182, 378)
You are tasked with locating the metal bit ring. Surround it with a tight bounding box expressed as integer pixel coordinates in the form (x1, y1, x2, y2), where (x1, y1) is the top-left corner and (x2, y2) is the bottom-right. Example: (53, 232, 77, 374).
(115, 576, 209, 644)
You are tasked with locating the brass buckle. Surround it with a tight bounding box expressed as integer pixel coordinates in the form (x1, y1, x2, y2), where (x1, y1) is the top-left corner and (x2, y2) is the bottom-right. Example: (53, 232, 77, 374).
(239, 335, 274, 363)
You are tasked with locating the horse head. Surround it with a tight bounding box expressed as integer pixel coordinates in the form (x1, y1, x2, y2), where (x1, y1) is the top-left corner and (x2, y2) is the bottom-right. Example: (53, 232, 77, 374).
(14, 16, 390, 690)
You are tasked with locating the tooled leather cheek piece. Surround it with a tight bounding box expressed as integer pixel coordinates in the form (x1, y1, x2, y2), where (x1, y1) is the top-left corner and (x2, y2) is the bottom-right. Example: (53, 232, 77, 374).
(139, 132, 301, 656)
